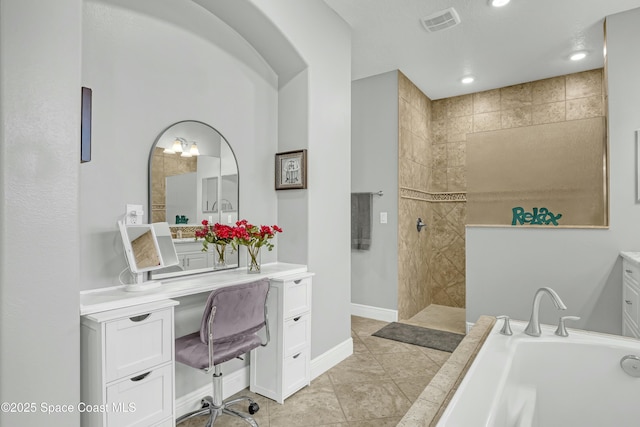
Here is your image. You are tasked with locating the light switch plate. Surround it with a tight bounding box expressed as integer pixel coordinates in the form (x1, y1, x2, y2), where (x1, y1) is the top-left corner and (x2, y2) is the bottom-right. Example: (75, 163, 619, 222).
(380, 212, 388, 224)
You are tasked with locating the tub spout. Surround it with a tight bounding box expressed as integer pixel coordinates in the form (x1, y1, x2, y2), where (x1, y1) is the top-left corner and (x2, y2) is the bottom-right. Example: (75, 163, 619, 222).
(524, 287, 567, 337)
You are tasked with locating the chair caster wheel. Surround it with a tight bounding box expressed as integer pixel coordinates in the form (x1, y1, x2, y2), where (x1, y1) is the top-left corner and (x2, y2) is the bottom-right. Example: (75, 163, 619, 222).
(248, 402, 259, 414)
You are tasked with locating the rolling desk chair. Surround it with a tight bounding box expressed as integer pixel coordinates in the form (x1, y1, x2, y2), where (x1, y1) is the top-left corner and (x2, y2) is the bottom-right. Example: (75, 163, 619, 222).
(175, 279, 270, 427)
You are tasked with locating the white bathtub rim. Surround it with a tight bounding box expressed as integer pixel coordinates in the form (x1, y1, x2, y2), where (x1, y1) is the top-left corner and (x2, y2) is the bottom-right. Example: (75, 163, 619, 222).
(436, 318, 640, 427)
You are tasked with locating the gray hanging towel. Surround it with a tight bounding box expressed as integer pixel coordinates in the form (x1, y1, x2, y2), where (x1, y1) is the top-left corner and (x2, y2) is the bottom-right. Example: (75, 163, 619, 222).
(351, 192, 372, 250)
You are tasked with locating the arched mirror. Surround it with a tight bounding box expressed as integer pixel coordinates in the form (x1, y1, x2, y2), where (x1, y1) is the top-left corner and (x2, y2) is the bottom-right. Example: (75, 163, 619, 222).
(148, 120, 239, 278)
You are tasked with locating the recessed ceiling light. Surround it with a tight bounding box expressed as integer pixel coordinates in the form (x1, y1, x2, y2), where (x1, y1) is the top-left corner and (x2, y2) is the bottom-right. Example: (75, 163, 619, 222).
(570, 51, 587, 61)
(489, 0, 511, 7)
(461, 76, 475, 84)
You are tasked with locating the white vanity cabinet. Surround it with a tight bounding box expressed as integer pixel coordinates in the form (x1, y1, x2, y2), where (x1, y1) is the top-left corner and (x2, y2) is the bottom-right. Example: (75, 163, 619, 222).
(250, 273, 313, 403)
(81, 300, 177, 427)
(621, 253, 640, 338)
(173, 241, 212, 271)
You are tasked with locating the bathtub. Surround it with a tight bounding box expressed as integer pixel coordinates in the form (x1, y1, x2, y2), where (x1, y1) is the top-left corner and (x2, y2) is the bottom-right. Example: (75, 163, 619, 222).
(436, 319, 640, 427)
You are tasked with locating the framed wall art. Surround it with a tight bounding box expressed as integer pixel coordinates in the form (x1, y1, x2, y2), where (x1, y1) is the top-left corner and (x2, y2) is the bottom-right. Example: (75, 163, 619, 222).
(275, 149, 307, 190)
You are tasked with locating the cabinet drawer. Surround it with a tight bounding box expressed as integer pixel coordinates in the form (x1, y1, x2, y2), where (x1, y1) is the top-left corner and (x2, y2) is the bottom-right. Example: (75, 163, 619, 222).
(284, 313, 311, 357)
(283, 349, 309, 397)
(623, 261, 640, 285)
(105, 363, 173, 427)
(623, 281, 640, 329)
(623, 317, 640, 339)
(283, 278, 311, 319)
(179, 252, 209, 270)
(105, 309, 172, 383)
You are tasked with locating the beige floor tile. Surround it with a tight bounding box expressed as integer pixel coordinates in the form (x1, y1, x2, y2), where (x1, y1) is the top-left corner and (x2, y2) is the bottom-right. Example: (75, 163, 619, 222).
(348, 417, 402, 426)
(393, 374, 438, 402)
(373, 351, 441, 380)
(269, 387, 346, 427)
(305, 372, 335, 392)
(417, 347, 452, 367)
(350, 316, 389, 336)
(351, 333, 369, 353)
(314, 424, 349, 427)
(333, 381, 412, 421)
(326, 353, 390, 384)
(359, 335, 421, 355)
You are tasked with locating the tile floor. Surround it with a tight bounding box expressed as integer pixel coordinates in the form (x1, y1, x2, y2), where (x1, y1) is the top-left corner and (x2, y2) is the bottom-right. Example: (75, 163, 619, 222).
(181, 304, 466, 427)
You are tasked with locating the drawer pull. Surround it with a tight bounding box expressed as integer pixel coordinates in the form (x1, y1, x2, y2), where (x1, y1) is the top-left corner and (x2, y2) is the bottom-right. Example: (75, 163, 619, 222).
(292, 353, 301, 359)
(626, 300, 633, 305)
(626, 269, 634, 274)
(293, 316, 301, 322)
(294, 279, 302, 284)
(130, 371, 151, 382)
(129, 313, 151, 322)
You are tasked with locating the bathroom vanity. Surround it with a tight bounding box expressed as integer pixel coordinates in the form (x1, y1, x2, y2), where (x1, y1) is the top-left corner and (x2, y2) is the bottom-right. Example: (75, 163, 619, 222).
(80, 263, 312, 426)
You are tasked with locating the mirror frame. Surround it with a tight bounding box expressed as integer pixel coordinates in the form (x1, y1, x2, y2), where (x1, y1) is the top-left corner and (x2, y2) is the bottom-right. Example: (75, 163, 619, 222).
(147, 120, 240, 278)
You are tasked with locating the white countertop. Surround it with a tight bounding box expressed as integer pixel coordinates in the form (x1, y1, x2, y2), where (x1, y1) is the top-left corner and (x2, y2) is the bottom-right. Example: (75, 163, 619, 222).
(80, 262, 309, 315)
(620, 251, 640, 265)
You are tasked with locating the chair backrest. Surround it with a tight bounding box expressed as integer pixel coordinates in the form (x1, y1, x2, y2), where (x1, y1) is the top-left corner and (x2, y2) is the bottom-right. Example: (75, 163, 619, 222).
(199, 278, 270, 344)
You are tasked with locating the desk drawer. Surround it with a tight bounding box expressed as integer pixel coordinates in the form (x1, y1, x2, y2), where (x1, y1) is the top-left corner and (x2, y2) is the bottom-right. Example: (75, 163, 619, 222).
(105, 308, 172, 383)
(623, 260, 640, 285)
(283, 348, 309, 397)
(106, 363, 173, 427)
(284, 313, 310, 357)
(623, 280, 640, 329)
(283, 277, 311, 319)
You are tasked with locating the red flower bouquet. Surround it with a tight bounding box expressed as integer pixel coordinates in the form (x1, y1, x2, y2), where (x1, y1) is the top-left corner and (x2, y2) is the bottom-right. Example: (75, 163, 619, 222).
(195, 219, 282, 272)
(195, 220, 235, 267)
(231, 219, 283, 273)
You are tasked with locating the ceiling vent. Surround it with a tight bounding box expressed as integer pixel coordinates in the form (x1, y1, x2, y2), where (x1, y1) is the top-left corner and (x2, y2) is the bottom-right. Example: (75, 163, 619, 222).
(420, 7, 461, 33)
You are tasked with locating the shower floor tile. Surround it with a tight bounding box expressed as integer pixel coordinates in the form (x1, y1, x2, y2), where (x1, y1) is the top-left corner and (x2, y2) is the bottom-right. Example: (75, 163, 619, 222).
(403, 304, 466, 334)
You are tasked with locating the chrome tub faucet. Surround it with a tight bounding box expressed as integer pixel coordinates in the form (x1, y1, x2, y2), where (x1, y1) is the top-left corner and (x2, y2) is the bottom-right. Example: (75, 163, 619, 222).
(525, 287, 567, 337)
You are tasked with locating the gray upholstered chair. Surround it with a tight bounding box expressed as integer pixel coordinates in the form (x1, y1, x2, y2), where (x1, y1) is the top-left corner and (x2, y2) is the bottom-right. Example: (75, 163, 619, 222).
(175, 279, 270, 427)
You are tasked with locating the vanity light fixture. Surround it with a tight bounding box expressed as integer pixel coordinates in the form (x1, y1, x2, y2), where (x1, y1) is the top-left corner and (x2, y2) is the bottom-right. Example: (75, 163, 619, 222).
(489, 0, 511, 7)
(165, 137, 199, 157)
(570, 51, 587, 61)
(461, 76, 475, 84)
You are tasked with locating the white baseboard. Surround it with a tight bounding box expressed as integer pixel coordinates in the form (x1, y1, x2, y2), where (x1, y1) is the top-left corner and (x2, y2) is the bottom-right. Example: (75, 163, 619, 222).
(176, 337, 354, 416)
(310, 337, 353, 380)
(351, 303, 398, 322)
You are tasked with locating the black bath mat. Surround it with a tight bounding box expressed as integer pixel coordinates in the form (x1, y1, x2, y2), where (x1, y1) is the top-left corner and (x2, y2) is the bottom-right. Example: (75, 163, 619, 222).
(372, 322, 465, 353)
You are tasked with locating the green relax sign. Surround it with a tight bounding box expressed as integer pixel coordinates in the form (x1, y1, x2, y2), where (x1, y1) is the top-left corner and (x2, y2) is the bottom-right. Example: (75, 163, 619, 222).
(512, 207, 562, 226)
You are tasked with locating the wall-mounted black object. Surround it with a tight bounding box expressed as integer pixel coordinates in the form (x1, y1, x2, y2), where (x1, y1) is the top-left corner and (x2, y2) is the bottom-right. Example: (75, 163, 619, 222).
(81, 87, 92, 163)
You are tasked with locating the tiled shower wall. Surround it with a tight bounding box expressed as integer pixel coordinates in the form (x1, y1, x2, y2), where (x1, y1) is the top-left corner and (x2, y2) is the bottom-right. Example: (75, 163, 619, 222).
(397, 68, 605, 319)
(398, 72, 467, 319)
(398, 73, 432, 319)
(150, 147, 197, 223)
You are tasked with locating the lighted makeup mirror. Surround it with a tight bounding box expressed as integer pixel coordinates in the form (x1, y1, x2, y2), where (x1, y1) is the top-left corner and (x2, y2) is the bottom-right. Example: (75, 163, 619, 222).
(118, 221, 179, 291)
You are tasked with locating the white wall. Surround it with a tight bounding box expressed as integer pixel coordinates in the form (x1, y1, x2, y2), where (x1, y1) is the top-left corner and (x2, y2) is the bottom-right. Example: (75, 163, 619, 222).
(0, 0, 82, 425)
(277, 70, 310, 266)
(255, 0, 353, 358)
(466, 7, 640, 335)
(351, 71, 399, 311)
(81, 0, 279, 290)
